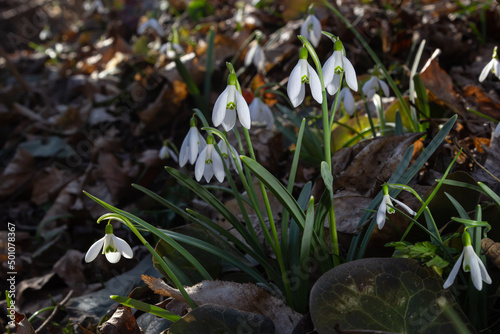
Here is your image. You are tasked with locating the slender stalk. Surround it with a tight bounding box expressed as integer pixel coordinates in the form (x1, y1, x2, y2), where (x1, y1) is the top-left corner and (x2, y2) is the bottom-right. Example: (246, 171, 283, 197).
(299, 36, 340, 266)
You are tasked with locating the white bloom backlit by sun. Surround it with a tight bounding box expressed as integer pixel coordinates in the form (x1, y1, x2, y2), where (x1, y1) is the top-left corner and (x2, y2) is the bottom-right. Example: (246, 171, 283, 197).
(362, 75, 390, 100)
(212, 73, 251, 131)
(249, 97, 274, 129)
(479, 46, 500, 82)
(245, 40, 265, 73)
(85, 224, 133, 263)
(443, 231, 492, 291)
(300, 14, 321, 48)
(287, 47, 322, 107)
(323, 40, 358, 95)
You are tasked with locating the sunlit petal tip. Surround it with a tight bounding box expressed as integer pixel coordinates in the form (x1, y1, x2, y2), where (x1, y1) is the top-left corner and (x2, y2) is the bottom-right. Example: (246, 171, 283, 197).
(105, 252, 121, 263)
(85, 237, 105, 263)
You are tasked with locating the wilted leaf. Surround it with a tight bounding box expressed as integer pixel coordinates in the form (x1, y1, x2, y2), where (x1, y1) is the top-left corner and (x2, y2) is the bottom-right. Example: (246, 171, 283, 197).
(53, 250, 87, 291)
(309, 258, 474, 334)
(142, 275, 302, 334)
(167, 303, 275, 334)
(98, 307, 141, 334)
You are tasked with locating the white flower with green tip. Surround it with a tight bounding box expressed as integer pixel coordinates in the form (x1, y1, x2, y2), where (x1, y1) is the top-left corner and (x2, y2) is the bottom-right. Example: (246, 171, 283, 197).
(195, 136, 225, 183)
(300, 14, 321, 48)
(443, 231, 492, 291)
(249, 97, 274, 129)
(336, 87, 355, 116)
(212, 73, 251, 131)
(323, 40, 358, 95)
(479, 46, 500, 82)
(85, 224, 133, 263)
(137, 18, 165, 37)
(287, 47, 323, 107)
(159, 141, 178, 163)
(245, 41, 265, 73)
(179, 117, 206, 167)
(376, 185, 416, 229)
(217, 139, 241, 172)
(160, 42, 184, 59)
(362, 75, 390, 100)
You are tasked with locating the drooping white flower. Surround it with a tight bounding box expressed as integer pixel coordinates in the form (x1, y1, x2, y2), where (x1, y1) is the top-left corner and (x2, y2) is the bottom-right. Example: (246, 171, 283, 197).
(217, 139, 241, 172)
(244, 40, 266, 73)
(212, 73, 251, 131)
(300, 14, 321, 48)
(137, 18, 165, 37)
(287, 47, 322, 107)
(179, 118, 206, 167)
(479, 46, 500, 82)
(85, 224, 133, 263)
(249, 97, 274, 129)
(323, 40, 358, 95)
(362, 75, 390, 100)
(376, 185, 416, 229)
(195, 136, 225, 183)
(159, 141, 178, 163)
(160, 42, 184, 59)
(336, 87, 355, 116)
(443, 231, 492, 291)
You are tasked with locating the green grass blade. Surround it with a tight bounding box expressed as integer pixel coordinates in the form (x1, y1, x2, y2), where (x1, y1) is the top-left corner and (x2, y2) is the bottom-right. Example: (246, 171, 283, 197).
(110, 295, 182, 322)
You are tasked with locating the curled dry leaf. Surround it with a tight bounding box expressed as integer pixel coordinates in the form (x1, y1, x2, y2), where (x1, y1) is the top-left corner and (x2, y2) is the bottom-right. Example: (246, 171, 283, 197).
(141, 275, 302, 334)
(98, 307, 141, 334)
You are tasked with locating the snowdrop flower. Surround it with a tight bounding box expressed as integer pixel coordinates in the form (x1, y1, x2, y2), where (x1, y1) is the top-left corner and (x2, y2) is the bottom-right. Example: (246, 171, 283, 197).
(217, 139, 241, 172)
(85, 224, 133, 263)
(362, 75, 390, 100)
(84, 0, 107, 14)
(212, 73, 251, 131)
(287, 47, 322, 107)
(244, 40, 266, 73)
(159, 140, 178, 163)
(323, 40, 358, 95)
(137, 18, 165, 37)
(443, 231, 492, 291)
(249, 97, 274, 129)
(335, 87, 355, 116)
(376, 185, 416, 229)
(195, 136, 225, 183)
(300, 14, 321, 47)
(160, 42, 184, 59)
(479, 46, 500, 82)
(179, 117, 206, 167)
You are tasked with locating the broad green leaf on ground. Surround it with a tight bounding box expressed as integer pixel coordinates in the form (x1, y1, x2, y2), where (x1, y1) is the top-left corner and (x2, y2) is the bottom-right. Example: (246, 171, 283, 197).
(167, 304, 275, 334)
(310, 258, 475, 334)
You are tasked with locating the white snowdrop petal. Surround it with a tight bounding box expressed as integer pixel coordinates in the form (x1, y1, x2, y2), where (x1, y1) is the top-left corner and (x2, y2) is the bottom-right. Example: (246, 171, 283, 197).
(212, 87, 229, 127)
(105, 252, 121, 263)
(465, 246, 483, 290)
(188, 127, 199, 164)
(477, 257, 492, 284)
(322, 55, 335, 90)
(326, 74, 341, 96)
(376, 196, 388, 229)
(495, 123, 500, 138)
(308, 64, 323, 104)
(443, 251, 464, 289)
(195, 146, 208, 181)
(494, 59, 500, 79)
(391, 198, 416, 216)
(244, 43, 257, 67)
(212, 149, 225, 183)
(479, 59, 494, 82)
(85, 237, 105, 262)
(287, 62, 303, 106)
(342, 56, 358, 92)
(379, 78, 390, 97)
(113, 235, 133, 259)
(236, 91, 251, 129)
(222, 108, 237, 131)
(179, 133, 191, 167)
(343, 89, 355, 115)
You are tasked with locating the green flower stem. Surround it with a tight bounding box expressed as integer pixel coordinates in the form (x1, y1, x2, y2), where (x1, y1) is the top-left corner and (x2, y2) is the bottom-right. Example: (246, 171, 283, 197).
(242, 127, 294, 306)
(97, 213, 197, 309)
(323, 0, 418, 132)
(298, 35, 340, 266)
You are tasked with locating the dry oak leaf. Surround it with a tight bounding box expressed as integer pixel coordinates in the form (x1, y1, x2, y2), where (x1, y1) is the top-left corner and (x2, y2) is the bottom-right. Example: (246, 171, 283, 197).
(141, 275, 302, 334)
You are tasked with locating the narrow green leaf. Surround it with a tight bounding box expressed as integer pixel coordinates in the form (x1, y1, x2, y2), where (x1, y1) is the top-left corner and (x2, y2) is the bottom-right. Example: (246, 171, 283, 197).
(110, 295, 181, 322)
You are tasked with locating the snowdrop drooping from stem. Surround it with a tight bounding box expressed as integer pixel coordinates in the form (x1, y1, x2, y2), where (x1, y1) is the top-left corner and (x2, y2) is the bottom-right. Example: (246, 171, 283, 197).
(195, 135, 225, 183)
(85, 223, 133, 263)
(179, 117, 206, 167)
(376, 184, 416, 229)
(159, 140, 178, 163)
(137, 18, 165, 37)
(249, 96, 274, 129)
(212, 73, 251, 131)
(479, 46, 500, 82)
(217, 139, 241, 173)
(323, 40, 358, 95)
(244, 33, 266, 73)
(300, 14, 322, 48)
(287, 47, 323, 107)
(443, 230, 492, 291)
(335, 87, 356, 116)
(362, 75, 390, 100)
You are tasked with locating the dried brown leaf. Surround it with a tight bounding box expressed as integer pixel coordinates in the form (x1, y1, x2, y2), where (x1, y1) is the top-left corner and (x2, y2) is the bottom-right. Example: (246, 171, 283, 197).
(97, 307, 141, 334)
(0, 148, 34, 199)
(142, 275, 302, 334)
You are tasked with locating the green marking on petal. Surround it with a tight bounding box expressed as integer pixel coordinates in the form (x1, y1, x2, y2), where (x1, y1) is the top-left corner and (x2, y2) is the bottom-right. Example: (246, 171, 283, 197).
(464, 264, 470, 271)
(388, 207, 395, 214)
(105, 245, 116, 253)
(334, 65, 344, 74)
(222, 153, 229, 159)
(206, 159, 213, 165)
(227, 101, 236, 110)
(301, 75, 309, 84)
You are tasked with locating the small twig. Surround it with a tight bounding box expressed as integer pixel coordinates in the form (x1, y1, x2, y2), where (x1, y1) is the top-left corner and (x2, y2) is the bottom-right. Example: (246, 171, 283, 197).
(35, 290, 73, 333)
(451, 137, 500, 184)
